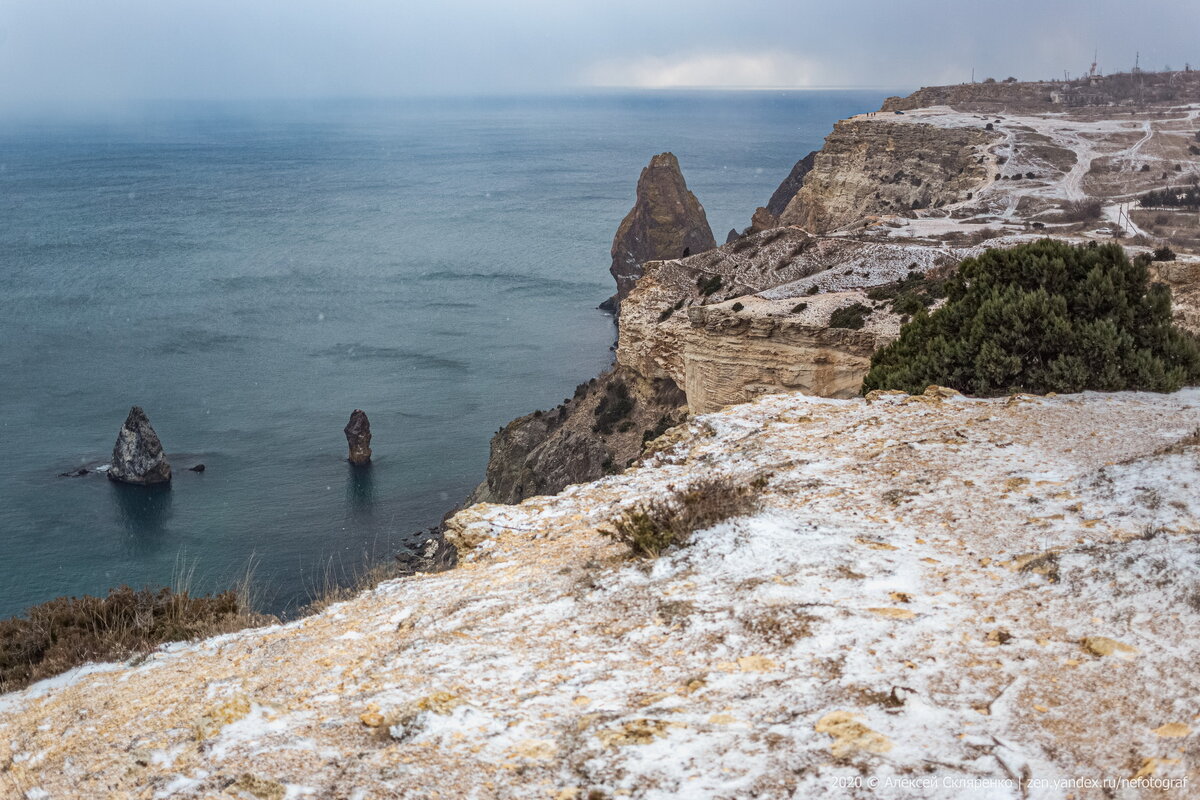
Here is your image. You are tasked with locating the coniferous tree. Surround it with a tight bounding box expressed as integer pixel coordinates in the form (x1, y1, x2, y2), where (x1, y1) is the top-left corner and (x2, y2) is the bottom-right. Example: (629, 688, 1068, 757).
(862, 239, 1200, 396)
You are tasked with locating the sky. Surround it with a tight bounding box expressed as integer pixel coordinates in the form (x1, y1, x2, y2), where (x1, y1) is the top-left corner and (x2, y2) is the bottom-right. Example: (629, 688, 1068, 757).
(1, 0, 1198, 109)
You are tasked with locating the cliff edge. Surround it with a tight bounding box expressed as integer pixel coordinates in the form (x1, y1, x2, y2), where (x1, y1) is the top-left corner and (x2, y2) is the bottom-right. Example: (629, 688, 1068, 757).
(5, 389, 1198, 797)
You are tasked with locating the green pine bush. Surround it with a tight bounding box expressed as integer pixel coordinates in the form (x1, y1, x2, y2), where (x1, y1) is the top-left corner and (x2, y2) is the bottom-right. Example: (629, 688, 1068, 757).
(862, 239, 1200, 396)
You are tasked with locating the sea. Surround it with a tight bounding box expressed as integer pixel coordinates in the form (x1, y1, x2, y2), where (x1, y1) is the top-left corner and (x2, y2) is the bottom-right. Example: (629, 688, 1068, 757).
(0, 90, 895, 618)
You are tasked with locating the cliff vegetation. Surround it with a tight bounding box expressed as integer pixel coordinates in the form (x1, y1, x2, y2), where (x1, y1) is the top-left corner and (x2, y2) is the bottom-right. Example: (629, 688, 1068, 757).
(864, 240, 1200, 395)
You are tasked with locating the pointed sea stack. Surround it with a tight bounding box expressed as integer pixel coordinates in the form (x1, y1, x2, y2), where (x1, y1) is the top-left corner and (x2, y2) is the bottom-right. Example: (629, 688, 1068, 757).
(606, 152, 715, 313)
(107, 406, 171, 485)
(344, 410, 372, 465)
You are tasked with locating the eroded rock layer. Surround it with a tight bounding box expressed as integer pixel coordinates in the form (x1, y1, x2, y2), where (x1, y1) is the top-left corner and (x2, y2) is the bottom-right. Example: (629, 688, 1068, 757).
(779, 118, 998, 233)
(615, 229, 1018, 413)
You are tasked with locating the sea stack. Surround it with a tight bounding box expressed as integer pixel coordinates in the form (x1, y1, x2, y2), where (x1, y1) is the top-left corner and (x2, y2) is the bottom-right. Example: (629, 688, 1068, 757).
(344, 409, 372, 465)
(107, 406, 171, 485)
(606, 152, 715, 312)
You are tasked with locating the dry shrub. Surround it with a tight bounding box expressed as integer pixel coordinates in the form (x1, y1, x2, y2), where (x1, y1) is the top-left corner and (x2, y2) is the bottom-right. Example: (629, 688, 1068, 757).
(1056, 199, 1103, 223)
(0, 586, 271, 693)
(966, 227, 1004, 245)
(740, 607, 819, 646)
(603, 475, 764, 558)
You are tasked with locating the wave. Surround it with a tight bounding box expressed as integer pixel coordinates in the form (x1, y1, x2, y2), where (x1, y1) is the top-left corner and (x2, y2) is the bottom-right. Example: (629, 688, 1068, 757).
(154, 329, 254, 355)
(425, 301, 478, 310)
(410, 269, 603, 295)
(311, 343, 469, 372)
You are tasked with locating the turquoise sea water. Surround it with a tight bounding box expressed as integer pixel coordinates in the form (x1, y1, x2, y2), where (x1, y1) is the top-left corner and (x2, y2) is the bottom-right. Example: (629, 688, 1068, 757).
(0, 90, 894, 617)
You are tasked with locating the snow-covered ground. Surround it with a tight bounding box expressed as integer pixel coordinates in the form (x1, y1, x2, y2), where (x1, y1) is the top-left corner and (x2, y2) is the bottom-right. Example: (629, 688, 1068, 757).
(850, 104, 1200, 242)
(2, 387, 1198, 798)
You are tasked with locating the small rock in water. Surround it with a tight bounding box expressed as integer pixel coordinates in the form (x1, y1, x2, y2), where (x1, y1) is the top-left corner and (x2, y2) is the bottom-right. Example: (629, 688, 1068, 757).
(189, 464, 206, 472)
(58, 467, 90, 478)
(344, 409, 372, 465)
(107, 406, 172, 486)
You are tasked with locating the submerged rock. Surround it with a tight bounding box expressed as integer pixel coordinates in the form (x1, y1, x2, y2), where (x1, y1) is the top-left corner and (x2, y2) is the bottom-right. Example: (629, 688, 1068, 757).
(58, 467, 90, 478)
(107, 406, 171, 486)
(607, 152, 715, 312)
(344, 410, 372, 465)
(189, 464, 206, 473)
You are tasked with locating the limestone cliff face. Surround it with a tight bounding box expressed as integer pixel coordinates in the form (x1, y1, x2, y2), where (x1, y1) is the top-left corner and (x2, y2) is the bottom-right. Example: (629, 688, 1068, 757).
(779, 119, 997, 233)
(608, 153, 716, 310)
(1151, 259, 1200, 335)
(616, 227, 823, 387)
(680, 298, 893, 413)
(616, 228, 991, 414)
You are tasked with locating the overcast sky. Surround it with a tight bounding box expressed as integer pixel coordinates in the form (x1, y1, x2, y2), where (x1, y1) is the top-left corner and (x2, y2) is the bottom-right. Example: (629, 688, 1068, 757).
(1, 0, 1197, 109)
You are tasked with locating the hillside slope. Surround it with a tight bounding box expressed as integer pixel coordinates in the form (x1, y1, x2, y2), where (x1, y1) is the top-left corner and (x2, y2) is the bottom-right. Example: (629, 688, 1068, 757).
(3, 388, 1198, 798)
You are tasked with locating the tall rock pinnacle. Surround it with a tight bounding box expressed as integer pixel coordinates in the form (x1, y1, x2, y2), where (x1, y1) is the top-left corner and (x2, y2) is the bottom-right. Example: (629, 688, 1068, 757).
(108, 406, 172, 486)
(344, 410, 372, 465)
(606, 152, 715, 313)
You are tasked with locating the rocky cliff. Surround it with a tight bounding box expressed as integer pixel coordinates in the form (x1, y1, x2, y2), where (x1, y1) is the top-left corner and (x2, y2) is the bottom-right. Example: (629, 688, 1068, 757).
(466, 366, 686, 505)
(472, 90, 1199, 507)
(7, 388, 1199, 797)
(678, 298, 891, 413)
(606, 152, 716, 311)
(765, 151, 817, 217)
(778, 118, 998, 233)
(615, 228, 1013, 413)
(470, 152, 713, 505)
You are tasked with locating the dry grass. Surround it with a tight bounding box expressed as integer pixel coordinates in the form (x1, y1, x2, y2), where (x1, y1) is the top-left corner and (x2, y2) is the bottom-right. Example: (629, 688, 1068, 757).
(301, 537, 455, 615)
(0, 585, 272, 694)
(603, 475, 764, 558)
(1150, 426, 1200, 458)
(0, 536, 458, 694)
(302, 559, 405, 615)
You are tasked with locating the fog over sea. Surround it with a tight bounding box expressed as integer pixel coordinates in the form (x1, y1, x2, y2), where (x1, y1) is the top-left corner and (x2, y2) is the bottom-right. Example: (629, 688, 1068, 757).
(0, 90, 892, 618)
